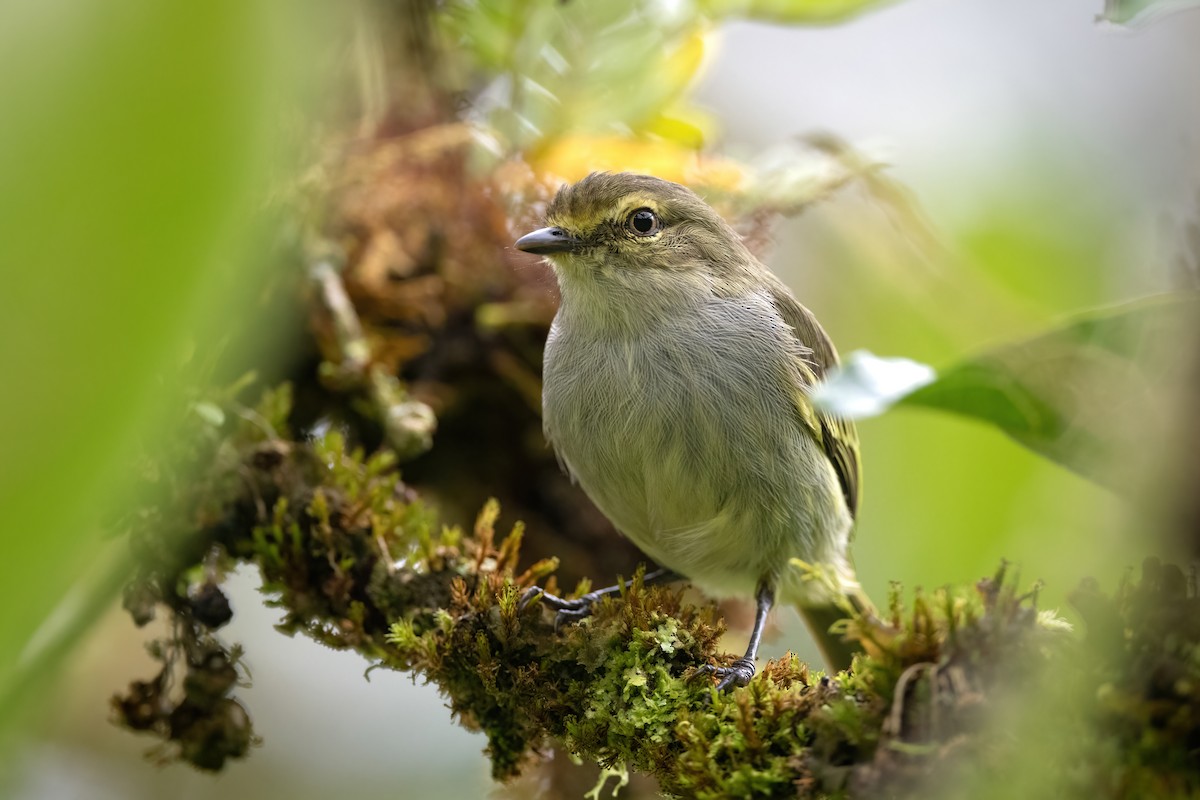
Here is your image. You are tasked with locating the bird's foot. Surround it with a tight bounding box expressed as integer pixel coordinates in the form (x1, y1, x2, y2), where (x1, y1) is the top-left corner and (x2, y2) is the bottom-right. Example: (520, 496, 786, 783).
(696, 656, 757, 692)
(518, 586, 604, 631)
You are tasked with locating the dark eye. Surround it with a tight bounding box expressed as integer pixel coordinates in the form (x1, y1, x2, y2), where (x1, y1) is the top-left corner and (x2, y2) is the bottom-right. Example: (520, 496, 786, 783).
(627, 208, 661, 236)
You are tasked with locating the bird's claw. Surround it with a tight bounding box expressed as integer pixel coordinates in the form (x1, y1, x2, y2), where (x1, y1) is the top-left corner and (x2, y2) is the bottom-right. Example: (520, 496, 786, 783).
(519, 586, 602, 631)
(695, 656, 757, 692)
(517, 586, 545, 612)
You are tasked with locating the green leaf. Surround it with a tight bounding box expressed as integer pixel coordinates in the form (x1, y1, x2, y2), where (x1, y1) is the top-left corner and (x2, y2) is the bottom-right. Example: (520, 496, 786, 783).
(1100, 0, 1200, 26)
(444, 0, 710, 150)
(813, 294, 1200, 490)
(700, 0, 897, 24)
(192, 401, 227, 428)
(445, 0, 904, 153)
(0, 0, 326, 726)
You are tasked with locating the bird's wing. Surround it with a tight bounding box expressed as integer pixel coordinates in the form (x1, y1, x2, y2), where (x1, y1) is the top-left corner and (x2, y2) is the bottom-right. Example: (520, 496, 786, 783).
(767, 278, 862, 519)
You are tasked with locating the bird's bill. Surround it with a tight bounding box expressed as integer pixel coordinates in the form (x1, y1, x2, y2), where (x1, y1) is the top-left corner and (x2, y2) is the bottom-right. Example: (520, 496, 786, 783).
(515, 226, 582, 255)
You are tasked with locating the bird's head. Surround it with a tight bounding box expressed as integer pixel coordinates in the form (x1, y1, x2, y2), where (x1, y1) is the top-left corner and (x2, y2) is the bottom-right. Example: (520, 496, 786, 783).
(515, 173, 754, 285)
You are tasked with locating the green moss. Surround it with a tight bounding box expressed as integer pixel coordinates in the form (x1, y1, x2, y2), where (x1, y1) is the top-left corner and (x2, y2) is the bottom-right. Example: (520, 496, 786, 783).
(113, 381, 1200, 796)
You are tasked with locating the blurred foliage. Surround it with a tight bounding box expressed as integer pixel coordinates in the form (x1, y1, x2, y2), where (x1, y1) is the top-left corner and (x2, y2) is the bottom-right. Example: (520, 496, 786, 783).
(814, 294, 1199, 492)
(445, 0, 708, 151)
(441, 0, 911, 188)
(699, 0, 895, 23)
(800, 147, 1195, 619)
(0, 0, 333, 727)
(1102, 0, 1200, 25)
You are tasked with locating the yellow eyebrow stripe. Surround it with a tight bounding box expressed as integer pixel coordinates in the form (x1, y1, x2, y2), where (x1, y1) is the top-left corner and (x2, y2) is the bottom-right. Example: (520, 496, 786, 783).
(549, 195, 663, 232)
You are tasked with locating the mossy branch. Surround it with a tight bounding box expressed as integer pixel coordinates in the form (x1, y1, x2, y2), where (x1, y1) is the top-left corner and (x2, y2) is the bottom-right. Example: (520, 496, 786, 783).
(111, 384, 1200, 798)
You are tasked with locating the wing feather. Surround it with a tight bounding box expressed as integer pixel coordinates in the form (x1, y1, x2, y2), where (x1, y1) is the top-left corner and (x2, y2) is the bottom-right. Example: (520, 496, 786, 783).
(767, 277, 862, 519)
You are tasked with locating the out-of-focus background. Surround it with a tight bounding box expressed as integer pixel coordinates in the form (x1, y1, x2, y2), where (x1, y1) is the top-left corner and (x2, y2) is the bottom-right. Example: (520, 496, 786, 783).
(3, 0, 1198, 797)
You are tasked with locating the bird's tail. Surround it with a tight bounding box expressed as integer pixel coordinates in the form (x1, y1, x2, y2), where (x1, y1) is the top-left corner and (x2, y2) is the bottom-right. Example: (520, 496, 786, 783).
(795, 584, 875, 673)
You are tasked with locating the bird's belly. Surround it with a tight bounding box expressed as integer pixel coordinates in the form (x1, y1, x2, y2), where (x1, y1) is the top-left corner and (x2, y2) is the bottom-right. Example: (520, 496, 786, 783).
(543, 317, 850, 599)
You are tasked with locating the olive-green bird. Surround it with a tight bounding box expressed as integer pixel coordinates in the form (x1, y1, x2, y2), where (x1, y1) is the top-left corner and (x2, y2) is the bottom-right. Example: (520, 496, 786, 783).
(517, 172, 871, 689)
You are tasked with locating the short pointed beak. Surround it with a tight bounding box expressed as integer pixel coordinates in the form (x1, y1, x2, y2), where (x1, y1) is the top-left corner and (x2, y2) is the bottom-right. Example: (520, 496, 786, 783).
(515, 226, 581, 255)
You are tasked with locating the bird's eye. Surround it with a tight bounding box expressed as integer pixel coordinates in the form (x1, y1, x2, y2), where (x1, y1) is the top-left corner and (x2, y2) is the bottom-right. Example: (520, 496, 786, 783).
(627, 208, 661, 236)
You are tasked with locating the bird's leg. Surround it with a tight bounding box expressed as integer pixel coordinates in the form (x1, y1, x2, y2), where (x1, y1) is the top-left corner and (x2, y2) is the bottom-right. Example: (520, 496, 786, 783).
(699, 581, 775, 692)
(519, 568, 678, 630)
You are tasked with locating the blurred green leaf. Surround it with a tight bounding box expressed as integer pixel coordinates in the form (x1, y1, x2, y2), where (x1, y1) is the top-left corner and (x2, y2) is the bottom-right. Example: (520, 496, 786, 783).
(814, 294, 1199, 490)
(0, 0, 324, 725)
(444, 0, 903, 153)
(444, 0, 709, 150)
(700, 0, 897, 23)
(1101, 0, 1200, 25)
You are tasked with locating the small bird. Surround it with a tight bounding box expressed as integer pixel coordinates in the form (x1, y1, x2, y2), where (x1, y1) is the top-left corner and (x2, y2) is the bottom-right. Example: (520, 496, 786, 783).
(517, 172, 871, 689)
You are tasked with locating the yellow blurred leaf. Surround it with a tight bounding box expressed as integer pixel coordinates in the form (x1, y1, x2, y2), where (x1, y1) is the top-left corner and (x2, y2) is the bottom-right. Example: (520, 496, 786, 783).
(642, 106, 715, 149)
(659, 30, 709, 105)
(702, 0, 896, 23)
(530, 135, 745, 189)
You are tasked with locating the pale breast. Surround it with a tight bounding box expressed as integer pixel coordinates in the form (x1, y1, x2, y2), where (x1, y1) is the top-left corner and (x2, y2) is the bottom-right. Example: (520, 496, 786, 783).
(543, 294, 851, 598)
